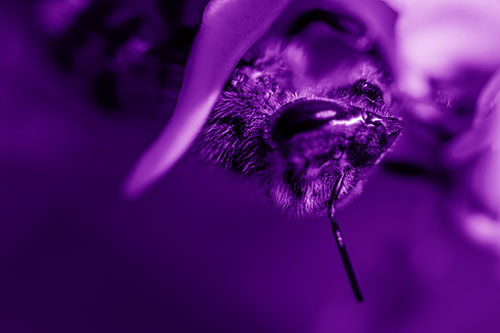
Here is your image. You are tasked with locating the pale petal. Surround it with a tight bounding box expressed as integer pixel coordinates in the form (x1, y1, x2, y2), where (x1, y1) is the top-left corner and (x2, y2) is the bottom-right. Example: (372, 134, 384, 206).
(447, 69, 500, 161)
(395, 0, 500, 97)
(124, 0, 291, 198)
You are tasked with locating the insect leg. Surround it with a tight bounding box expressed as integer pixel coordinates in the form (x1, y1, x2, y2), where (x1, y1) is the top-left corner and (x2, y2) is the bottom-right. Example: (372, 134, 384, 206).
(328, 171, 364, 302)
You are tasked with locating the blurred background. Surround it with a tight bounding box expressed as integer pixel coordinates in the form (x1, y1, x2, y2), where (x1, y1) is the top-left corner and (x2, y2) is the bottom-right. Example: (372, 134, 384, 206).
(1, 1, 500, 332)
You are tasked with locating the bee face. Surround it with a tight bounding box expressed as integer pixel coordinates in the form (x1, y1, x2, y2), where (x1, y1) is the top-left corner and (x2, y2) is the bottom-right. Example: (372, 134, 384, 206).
(198, 9, 403, 216)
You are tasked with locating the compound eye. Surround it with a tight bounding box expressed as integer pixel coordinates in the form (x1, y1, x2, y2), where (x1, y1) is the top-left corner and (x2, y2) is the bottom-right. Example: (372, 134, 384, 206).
(353, 79, 383, 104)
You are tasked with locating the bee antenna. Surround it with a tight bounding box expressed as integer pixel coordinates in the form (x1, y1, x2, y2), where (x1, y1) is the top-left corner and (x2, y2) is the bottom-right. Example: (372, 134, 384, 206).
(328, 170, 364, 303)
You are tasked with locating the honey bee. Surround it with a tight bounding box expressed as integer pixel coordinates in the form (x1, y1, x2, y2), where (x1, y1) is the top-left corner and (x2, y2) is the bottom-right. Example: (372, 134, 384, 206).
(41, 0, 405, 302)
(197, 8, 403, 217)
(193, 6, 404, 302)
(194, 6, 405, 301)
(40, 1, 403, 217)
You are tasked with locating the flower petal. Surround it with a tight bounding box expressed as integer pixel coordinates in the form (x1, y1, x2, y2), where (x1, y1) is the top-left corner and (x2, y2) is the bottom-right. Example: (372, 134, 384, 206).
(395, 0, 500, 97)
(447, 68, 500, 161)
(123, 0, 291, 198)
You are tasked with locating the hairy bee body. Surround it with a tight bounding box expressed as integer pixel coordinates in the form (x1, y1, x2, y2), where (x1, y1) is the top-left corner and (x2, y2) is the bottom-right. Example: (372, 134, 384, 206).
(199, 31, 403, 216)
(42, 1, 404, 216)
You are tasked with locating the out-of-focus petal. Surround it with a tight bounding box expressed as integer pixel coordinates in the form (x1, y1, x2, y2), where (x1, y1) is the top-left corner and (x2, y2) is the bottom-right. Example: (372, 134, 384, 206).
(447, 69, 500, 162)
(394, 0, 500, 98)
(388, 0, 500, 253)
(465, 212, 500, 258)
(124, 0, 291, 198)
(457, 69, 500, 217)
(470, 146, 500, 218)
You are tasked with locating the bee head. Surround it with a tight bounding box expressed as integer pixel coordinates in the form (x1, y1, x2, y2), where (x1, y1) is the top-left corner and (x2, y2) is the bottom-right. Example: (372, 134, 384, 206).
(196, 5, 403, 216)
(268, 98, 403, 168)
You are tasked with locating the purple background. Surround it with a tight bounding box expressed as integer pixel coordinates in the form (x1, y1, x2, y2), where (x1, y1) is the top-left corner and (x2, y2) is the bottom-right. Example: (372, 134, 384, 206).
(1, 1, 500, 332)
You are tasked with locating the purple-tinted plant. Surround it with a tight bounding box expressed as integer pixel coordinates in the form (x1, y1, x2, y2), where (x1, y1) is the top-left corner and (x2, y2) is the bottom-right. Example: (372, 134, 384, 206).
(124, 0, 500, 233)
(19, 0, 500, 308)
(393, 0, 500, 258)
(119, 0, 500, 298)
(124, 0, 404, 215)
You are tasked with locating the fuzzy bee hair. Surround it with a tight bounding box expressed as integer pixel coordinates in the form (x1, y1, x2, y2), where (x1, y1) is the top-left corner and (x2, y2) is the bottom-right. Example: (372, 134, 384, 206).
(198, 36, 403, 216)
(43, 1, 403, 216)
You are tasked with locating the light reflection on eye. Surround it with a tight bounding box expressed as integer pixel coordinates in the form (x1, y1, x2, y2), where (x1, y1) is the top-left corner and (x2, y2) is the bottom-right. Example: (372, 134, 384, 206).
(315, 110, 337, 119)
(327, 115, 364, 126)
